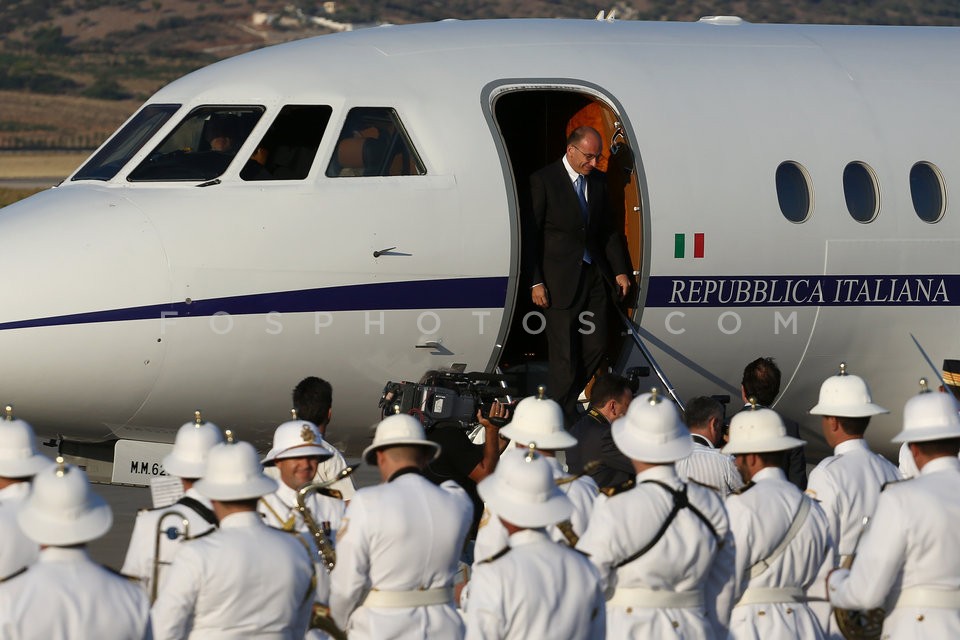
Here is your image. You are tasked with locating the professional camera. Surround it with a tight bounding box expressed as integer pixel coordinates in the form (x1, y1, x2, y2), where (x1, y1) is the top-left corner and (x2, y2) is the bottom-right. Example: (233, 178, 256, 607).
(379, 369, 520, 430)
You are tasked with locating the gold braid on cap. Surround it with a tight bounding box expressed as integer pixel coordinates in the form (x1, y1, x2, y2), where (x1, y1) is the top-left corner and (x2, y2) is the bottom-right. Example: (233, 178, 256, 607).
(225, 429, 235, 443)
(3, 405, 12, 421)
(525, 442, 537, 462)
(648, 388, 661, 405)
(838, 362, 847, 376)
(919, 378, 930, 394)
(194, 410, 203, 426)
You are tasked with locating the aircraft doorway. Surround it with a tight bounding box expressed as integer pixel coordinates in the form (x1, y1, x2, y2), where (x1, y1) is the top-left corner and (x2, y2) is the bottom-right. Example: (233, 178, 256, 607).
(490, 88, 643, 396)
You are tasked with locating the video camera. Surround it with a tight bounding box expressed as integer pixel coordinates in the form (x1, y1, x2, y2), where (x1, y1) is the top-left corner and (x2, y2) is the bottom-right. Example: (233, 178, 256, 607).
(379, 369, 520, 430)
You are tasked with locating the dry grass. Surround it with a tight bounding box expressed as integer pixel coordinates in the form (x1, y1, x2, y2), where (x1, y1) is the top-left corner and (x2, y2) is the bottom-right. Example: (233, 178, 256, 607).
(0, 152, 89, 179)
(0, 187, 44, 208)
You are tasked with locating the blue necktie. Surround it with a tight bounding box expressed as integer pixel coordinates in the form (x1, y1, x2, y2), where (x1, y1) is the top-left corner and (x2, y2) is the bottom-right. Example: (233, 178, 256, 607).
(575, 175, 592, 264)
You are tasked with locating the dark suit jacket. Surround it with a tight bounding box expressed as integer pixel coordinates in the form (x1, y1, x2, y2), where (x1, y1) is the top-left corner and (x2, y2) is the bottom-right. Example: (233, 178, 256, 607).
(567, 409, 634, 489)
(527, 160, 631, 310)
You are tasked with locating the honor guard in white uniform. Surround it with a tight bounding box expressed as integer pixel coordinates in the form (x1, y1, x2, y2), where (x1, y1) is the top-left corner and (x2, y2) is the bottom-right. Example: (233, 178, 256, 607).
(465, 448, 605, 639)
(676, 396, 744, 496)
(804, 364, 899, 636)
(293, 376, 357, 500)
(898, 359, 960, 479)
(259, 418, 346, 551)
(0, 457, 151, 639)
(0, 406, 51, 582)
(330, 413, 473, 639)
(152, 434, 315, 639)
(721, 403, 833, 639)
(473, 390, 598, 562)
(122, 412, 223, 600)
(827, 384, 960, 638)
(576, 390, 735, 639)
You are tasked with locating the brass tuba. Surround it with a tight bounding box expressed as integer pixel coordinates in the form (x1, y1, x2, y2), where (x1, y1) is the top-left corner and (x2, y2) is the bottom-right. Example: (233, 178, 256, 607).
(833, 516, 885, 640)
(151, 510, 191, 603)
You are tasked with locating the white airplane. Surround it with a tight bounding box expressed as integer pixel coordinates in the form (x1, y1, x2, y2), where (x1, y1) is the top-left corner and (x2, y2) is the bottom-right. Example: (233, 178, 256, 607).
(2, 16, 958, 484)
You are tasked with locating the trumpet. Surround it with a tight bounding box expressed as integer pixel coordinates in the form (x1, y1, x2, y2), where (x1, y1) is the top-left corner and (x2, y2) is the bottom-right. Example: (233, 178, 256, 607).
(151, 510, 191, 603)
(296, 464, 359, 572)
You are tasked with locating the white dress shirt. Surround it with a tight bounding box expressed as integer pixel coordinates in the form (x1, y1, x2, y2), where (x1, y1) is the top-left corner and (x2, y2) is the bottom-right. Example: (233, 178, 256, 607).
(828, 456, 960, 638)
(676, 434, 745, 496)
(576, 464, 735, 639)
(725, 466, 833, 640)
(330, 469, 473, 640)
(151, 510, 314, 639)
(465, 528, 605, 639)
(0, 546, 151, 639)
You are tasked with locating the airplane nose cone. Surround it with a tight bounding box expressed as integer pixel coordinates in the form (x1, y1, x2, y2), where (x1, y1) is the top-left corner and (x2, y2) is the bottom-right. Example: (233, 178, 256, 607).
(0, 185, 170, 438)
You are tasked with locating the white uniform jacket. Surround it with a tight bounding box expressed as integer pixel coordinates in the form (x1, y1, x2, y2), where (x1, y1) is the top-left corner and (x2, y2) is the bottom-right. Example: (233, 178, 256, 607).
(465, 528, 605, 639)
(473, 456, 598, 561)
(151, 510, 314, 639)
(258, 481, 345, 539)
(676, 436, 745, 496)
(330, 468, 473, 640)
(0, 483, 37, 581)
(576, 464, 736, 640)
(0, 546, 151, 639)
(725, 466, 833, 640)
(828, 456, 960, 638)
(121, 487, 218, 596)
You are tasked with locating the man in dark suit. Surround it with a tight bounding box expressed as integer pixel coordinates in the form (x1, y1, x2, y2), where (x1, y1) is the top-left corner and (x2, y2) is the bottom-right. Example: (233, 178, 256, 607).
(566, 373, 634, 489)
(526, 126, 632, 421)
(736, 356, 808, 489)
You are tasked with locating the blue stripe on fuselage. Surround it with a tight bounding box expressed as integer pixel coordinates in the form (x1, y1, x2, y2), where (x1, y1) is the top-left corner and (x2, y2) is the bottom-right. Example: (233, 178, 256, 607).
(0, 277, 509, 331)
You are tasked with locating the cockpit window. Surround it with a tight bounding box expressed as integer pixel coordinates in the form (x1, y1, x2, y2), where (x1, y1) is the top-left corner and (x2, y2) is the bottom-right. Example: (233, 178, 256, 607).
(128, 106, 264, 182)
(72, 104, 180, 181)
(242, 105, 332, 181)
(326, 107, 425, 177)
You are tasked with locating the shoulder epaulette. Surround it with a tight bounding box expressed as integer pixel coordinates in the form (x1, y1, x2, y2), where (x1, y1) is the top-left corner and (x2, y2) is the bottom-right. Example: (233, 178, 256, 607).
(0, 566, 27, 583)
(688, 478, 721, 493)
(600, 478, 635, 497)
(730, 481, 755, 496)
(477, 546, 511, 564)
(317, 488, 344, 500)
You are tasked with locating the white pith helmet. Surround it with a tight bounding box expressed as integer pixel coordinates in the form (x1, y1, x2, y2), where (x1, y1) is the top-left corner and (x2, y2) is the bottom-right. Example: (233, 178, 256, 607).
(478, 446, 573, 528)
(262, 410, 335, 466)
(162, 410, 224, 479)
(499, 387, 576, 450)
(892, 379, 960, 443)
(195, 431, 278, 501)
(722, 400, 806, 455)
(809, 362, 888, 418)
(362, 412, 440, 465)
(612, 389, 692, 463)
(17, 457, 112, 546)
(0, 405, 52, 478)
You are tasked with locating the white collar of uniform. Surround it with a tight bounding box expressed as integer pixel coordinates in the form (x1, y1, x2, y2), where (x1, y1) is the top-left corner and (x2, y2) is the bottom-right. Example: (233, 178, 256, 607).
(0, 481, 30, 503)
(272, 480, 299, 504)
(38, 546, 91, 564)
(220, 510, 263, 529)
(751, 466, 787, 483)
(635, 464, 678, 485)
(691, 433, 715, 449)
(184, 486, 213, 508)
(920, 455, 960, 476)
(834, 438, 870, 456)
(544, 455, 565, 478)
(561, 155, 579, 184)
(507, 527, 551, 548)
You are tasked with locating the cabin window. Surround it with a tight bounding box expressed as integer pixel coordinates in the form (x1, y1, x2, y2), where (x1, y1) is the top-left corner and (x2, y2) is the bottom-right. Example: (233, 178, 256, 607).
(326, 107, 425, 177)
(910, 162, 945, 223)
(843, 162, 879, 223)
(242, 105, 332, 181)
(775, 161, 812, 223)
(127, 106, 264, 182)
(73, 104, 180, 181)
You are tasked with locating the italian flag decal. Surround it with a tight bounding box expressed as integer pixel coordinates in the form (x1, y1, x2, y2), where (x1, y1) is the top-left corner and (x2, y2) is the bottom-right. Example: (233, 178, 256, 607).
(674, 233, 705, 258)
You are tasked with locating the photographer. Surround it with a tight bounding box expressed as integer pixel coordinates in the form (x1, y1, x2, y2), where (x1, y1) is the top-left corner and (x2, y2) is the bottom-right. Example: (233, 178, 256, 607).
(422, 400, 511, 537)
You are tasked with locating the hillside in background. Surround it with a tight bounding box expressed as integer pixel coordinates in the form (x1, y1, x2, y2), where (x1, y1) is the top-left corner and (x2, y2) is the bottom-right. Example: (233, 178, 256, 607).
(2, 0, 960, 150)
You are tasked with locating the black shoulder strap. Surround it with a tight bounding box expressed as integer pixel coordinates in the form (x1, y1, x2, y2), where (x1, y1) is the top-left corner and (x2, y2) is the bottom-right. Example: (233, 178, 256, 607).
(176, 496, 219, 527)
(478, 546, 511, 564)
(614, 480, 721, 569)
(0, 565, 27, 583)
